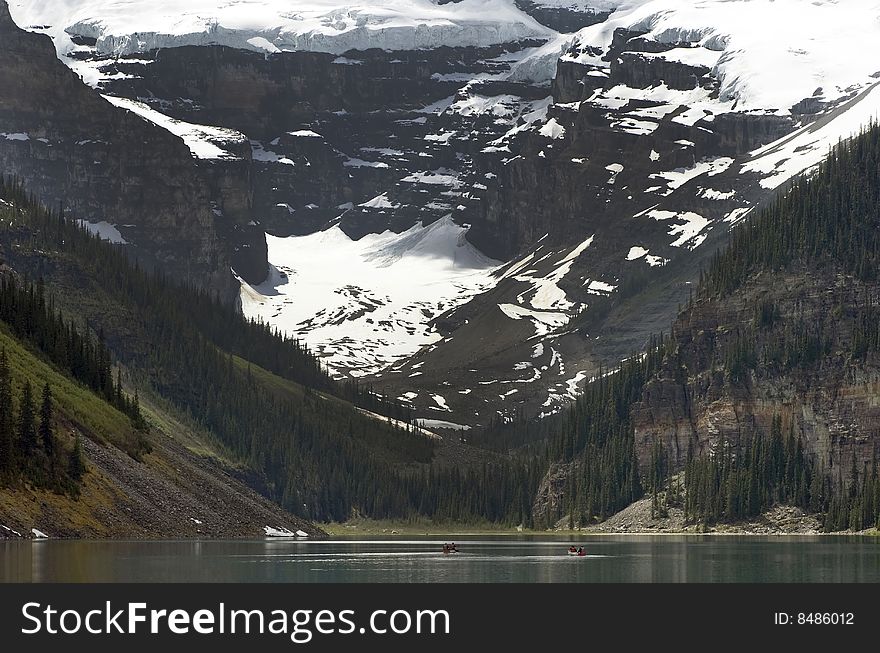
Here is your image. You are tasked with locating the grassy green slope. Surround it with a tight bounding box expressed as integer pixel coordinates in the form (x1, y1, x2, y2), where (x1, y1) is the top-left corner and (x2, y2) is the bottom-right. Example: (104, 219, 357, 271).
(0, 323, 136, 451)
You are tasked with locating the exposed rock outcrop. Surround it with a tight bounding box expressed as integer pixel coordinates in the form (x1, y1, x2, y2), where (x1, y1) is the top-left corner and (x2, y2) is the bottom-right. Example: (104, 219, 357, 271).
(0, 2, 249, 297)
(632, 267, 880, 477)
(514, 0, 615, 33)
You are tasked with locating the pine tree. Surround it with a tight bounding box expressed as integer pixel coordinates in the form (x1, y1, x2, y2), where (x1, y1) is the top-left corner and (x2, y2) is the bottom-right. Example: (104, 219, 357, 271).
(68, 432, 85, 482)
(17, 380, 37, 460)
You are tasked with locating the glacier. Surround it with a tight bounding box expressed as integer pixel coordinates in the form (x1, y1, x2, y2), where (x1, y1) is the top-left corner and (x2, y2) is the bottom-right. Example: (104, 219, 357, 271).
(238, 217, 501, 379)
(8, 0, 554, 56)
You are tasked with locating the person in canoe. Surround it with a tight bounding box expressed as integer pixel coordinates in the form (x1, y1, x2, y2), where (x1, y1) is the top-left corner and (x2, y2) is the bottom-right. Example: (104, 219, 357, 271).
(443, 543, 459, 554)
(568, 546, 578, 554)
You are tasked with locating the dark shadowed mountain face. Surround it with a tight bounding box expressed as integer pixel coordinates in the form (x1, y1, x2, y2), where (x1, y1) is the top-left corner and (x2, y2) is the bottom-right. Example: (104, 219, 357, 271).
(4, 0, 880, 430)
(0, 3, 269, 298)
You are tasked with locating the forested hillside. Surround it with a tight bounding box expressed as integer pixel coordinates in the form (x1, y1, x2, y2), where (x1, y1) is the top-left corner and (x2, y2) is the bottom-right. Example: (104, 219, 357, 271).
(0, 182, 539, 525)
(632, 125, 880, 532)
(681, 124, 880, 530)
(474, 125, 880, 533)
(5, 122, 880, 533)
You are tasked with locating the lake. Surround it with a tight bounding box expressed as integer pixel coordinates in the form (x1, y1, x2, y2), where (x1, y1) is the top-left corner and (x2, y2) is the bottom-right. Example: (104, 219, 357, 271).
(1, 536, 878, 582)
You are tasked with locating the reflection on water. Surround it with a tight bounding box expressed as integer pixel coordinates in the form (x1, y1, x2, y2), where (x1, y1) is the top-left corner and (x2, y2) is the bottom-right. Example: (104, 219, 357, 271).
(0, 536, 878, 583)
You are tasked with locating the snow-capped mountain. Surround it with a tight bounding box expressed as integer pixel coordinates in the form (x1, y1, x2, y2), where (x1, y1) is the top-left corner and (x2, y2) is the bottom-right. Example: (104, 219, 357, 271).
(568, 0, 880, 113)
(9, 0, 552, 55)
(4, 0, 880, 429)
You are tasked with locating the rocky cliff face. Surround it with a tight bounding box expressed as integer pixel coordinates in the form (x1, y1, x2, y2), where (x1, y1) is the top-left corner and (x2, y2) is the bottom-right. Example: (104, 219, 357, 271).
(465, 27, 793, 261)
(514, 1, 615, 33)
(632, 267, 880, 478)
(0, 2, 250, 297)
(99, 41, 546, 237)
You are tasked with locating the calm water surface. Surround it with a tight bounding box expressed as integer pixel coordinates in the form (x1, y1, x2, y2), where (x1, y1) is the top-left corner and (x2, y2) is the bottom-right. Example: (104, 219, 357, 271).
(1, 536, 878, 582)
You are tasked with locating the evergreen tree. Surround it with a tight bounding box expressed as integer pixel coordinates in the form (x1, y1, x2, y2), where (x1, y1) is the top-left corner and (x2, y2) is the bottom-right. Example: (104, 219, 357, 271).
(17, 380, 37, 460)
(68, 432, 85, 483)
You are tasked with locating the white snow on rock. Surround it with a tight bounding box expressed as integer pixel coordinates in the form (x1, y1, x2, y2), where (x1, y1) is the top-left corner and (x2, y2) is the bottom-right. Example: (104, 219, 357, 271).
(416, 418, 472, 431)
(646, 209, 710, 249)
(648, 157, 734, 196)
(723, 206, 752, 225)
(450, 94, 520, 118)
(264, 526, 299, 537)
(1, 132, 30, 141)
(584, 82, 734, 128)
(289, 129, 323, 139)
(741, 81, 880, 189)
(10, 0, 553, 57)
(604, 162, 623, 184)
(64, 54, 154, 89)
(505, 235, 594, 313)
(566, 0, 880, 114)
(401, 169, 460, 187)
(538, 117, 566, 139)
(251, 140, 295, 166)
(239, 216, 500, 378)
(416, 96, 457, 115)
(102, 96, 246, 159)
(247, 36, 281, 53)
(343, 156, 390, 169)
(431, 394, 451, 411)
(586, 279, 616, 294)
(626, 246, 666, 266)
(77, 220, 128, 244)
(359, 193, 400, 209)
(626, 246, 648, 261)
(504, 32, 576, 85)
(498, 303, 569, 337)
(699, 188, 736, 201)
(31, 528, 49, 539)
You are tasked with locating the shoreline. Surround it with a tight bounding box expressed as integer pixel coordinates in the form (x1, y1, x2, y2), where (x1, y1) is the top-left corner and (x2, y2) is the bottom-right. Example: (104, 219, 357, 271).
(1, 529, 877, 541)
(321, 521, 880, 538)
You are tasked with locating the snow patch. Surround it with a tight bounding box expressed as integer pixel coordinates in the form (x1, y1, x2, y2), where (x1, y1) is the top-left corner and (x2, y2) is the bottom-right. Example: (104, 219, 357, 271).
(538, 118, 566, 140)
(741, 81, 880, 189)
(647, 209, 710, 249)
(605, 163, 623, 184)
(626, 246, 648, 261)
(431, 394, 451, 412)
(510, 235, 594, 313)
(649, 157, 734, 196)
(238, 217, 500, 378)
(359, 193, 400, 209)
(417, 418, 471, 431)
(103, 96, 246, 159)
(264, 526, 308, 538)
(251, 140, 295, 166)
(77, 220, 128, 244)
(498, 303, 569, 338)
